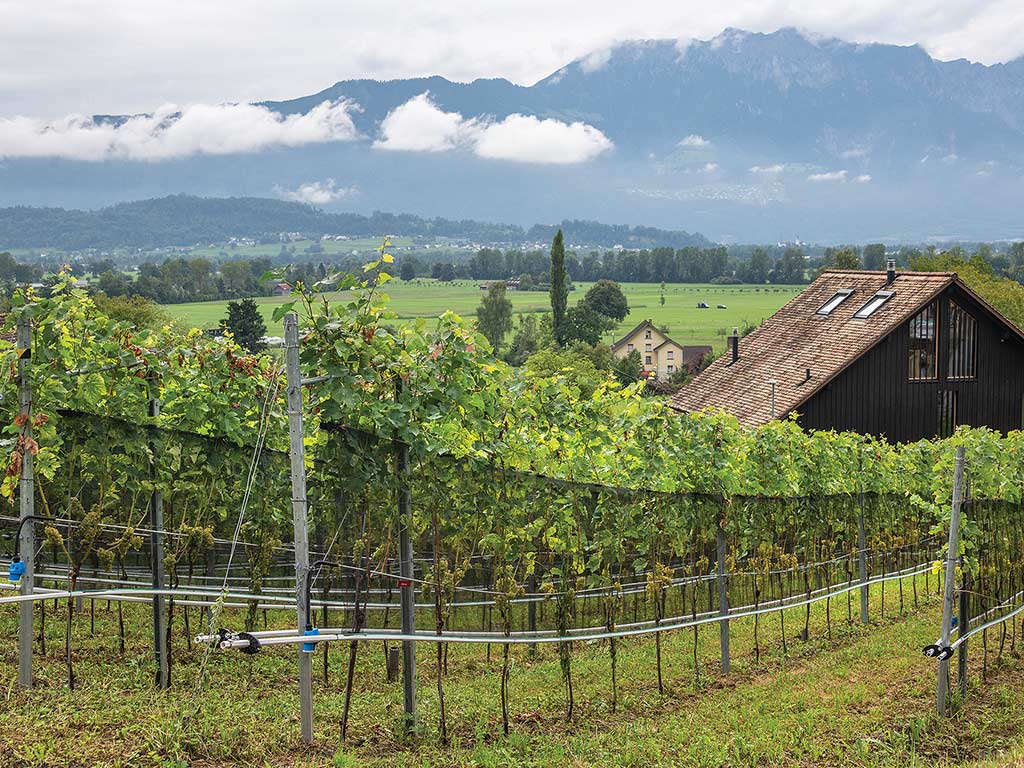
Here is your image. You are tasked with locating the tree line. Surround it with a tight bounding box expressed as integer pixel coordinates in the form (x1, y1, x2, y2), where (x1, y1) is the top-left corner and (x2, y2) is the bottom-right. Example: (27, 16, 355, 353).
(458, 245, 808, 285)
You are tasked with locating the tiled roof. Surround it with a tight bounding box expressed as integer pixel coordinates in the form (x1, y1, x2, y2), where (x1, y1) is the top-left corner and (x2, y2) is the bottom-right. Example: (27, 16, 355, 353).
(670, 270, 959, 426)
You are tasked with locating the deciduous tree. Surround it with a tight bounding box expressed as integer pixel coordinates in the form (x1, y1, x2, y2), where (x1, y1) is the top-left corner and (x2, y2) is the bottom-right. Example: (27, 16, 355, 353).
(477, 281, 513, 352)
(583, 279, 630, 322)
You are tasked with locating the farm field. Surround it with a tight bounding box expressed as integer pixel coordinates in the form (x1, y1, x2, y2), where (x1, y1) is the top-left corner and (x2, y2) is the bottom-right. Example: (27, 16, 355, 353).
(2, 582, 1023, 767)
(163, 281, 803, 350)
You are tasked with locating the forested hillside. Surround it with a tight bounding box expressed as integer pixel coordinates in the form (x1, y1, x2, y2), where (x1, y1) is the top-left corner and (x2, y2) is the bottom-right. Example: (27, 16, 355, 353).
(0, 196, 709, 251)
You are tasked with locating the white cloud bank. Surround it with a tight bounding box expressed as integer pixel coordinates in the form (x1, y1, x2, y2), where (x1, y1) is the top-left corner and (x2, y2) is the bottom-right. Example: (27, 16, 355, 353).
(373, 93, 480, 153)
(0, 100, 359, 162)
(374, 93, 612, 164)
(274, 178, 358, 205)
(474, 114, 612, 163)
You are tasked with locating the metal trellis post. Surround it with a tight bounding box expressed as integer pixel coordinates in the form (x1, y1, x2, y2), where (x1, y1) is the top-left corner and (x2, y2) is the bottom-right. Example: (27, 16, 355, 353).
(284, 313, 314, 744)
(395, 414, 418, 732)
(858, 489, 869, 624)
(17, 317, 34, 689)
(716, 523, 730, 673)
(149, 389, 169, 689)
(958, 563, 970, 698)
(937, 446, 966, 717)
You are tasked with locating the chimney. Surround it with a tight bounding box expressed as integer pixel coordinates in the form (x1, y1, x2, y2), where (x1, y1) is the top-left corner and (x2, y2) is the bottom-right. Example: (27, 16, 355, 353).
(730, 327, 739, 364)
(886, 258, 896, 286)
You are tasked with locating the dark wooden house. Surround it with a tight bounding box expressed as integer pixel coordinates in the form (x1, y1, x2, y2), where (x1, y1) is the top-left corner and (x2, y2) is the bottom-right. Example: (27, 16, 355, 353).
(671, 267, 1024, 441)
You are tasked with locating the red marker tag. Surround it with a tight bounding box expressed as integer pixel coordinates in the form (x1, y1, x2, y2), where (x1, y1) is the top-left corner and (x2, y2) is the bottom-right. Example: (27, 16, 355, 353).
(397, 579, 411, 588)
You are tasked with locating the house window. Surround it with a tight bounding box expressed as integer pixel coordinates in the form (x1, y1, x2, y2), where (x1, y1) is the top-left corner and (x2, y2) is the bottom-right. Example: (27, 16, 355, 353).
(627, 343, 633, 352)
(645, 355, 652, 365)
(854, 290, 894, 318)
(645, 330, 652, 339)
(947, 301, 977, 380)
(908, 301, 938, 381)
(645, 343, 652, 352)
(938, 390, 957, 438)
(667, 364, 674, 373)
(667, 350, 674, 359)
(816, 289, 853, 316)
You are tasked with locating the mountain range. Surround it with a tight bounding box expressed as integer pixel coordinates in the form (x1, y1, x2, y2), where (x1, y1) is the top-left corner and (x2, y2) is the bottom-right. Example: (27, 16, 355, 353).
(2, 27, 1022, 243)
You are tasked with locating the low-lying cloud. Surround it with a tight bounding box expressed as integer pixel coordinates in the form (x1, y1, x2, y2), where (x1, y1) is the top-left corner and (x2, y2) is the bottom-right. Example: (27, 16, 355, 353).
(373, 93, 476, 153)
(474, 114, 612, 163)
(273, 178, 358, 205)
(374, 92, 612, 164)
(0, 100, 359, 162)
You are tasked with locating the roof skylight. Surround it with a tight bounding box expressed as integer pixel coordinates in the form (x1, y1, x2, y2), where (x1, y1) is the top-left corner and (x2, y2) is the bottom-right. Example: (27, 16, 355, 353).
(853, 290, 894, 319)
(816, 289, 853, 316)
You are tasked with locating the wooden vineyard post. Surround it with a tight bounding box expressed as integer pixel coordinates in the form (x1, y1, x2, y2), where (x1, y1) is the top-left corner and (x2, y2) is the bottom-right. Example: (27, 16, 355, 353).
(716, 522, 730, 674)
(393, 391, 418, 733)
(284, 313, 315, 744)
(148, 385, 169, 689)
(17, 316, 34, 689)
(858, 488, 869, 624)
(937, 446, 966, 717)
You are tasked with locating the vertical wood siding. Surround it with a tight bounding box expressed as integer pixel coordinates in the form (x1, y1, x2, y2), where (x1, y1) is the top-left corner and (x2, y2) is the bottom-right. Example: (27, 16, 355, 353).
(797, 285, 1024, 441)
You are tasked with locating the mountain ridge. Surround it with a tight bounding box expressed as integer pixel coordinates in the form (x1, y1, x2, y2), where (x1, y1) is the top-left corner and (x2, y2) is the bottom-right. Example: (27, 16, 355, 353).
(2, 27, 1023, 242)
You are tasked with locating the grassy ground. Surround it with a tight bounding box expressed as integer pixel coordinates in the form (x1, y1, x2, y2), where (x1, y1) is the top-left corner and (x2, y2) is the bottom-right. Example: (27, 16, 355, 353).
(2, 576, 1024, 767)
(163, 282, 802, 351)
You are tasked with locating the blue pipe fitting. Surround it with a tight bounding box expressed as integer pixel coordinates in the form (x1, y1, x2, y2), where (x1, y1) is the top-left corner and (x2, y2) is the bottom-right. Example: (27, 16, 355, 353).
(8, 558, 25, 582)
(302, 627, 320, 653)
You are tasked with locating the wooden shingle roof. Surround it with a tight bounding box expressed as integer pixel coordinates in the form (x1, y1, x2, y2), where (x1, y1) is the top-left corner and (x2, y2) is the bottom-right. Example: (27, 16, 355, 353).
(670, 270, 962, 426)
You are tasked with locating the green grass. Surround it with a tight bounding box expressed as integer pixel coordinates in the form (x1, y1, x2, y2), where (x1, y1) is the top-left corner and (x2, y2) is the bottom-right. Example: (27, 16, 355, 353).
(163, 282, 802, 351)
(3, 577, 1024, 767)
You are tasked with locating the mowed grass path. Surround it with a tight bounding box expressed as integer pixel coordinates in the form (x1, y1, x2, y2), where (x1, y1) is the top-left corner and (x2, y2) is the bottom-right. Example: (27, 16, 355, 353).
(163, 281, 803, 351)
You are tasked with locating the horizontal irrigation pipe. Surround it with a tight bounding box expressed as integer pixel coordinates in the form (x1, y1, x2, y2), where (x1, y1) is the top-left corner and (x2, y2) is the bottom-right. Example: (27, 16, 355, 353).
(209, 562, 934, 649)
(213, 557, 935, 642)
(0, 582, 287, 611)
(949, 601, 1024, 651)
(5, 542, 941, 611)
(14, 565, 707, 610)
(2, 559, 932, 634)
(934, 586, 1024, 653)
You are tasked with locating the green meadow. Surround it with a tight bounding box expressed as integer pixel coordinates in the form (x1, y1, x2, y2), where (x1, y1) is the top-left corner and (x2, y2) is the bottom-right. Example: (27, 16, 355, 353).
(163, 281, 802, 350)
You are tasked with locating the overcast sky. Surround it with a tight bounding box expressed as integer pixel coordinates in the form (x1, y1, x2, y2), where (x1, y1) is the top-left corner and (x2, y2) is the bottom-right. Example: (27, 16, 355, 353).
(1, 0, 1022, 118)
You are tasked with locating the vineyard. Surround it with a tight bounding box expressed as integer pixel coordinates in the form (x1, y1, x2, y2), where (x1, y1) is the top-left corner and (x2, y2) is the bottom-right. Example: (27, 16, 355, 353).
(3, 254, 1024, 766)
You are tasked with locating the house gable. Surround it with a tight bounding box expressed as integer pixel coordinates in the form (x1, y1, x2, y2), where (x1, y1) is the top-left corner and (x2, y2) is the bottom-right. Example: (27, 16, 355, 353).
(672, 270, 1024, 437)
